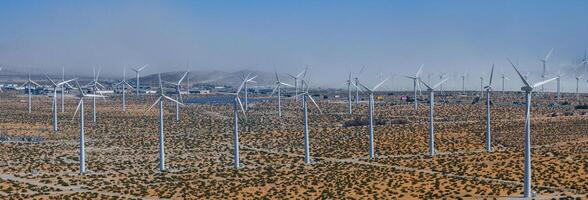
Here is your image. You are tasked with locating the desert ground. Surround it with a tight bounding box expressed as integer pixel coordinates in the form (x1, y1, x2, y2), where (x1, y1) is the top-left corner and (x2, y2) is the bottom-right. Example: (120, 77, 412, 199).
(0, 91, 586, 199)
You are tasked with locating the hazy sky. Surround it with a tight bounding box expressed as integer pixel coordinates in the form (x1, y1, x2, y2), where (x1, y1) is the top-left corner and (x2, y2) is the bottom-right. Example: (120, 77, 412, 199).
(1, 0, 587, 90)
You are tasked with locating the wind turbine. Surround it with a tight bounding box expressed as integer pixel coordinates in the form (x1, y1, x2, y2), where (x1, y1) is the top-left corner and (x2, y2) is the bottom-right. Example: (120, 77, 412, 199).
(223, 77, 248, 169)
(539, 48, 554, 93)
(86, 68, 106, 124)
(165, 71, 189, 121)
(113, 68, 134, 112)
(240, 73, 257, 111)
(461, 73, 467, 94)
(556, 71, 565, 102)
(287, 67, 307, 102)
(132, 65, 147, 97)
(357, 78, 389, 160)
(46, 74, 76, 132)
(483, 65, 494, 152)
(297, 80, 322, 164)
(508, 58, 557, 198)
(575, 74, 584, 101)
(60, 67, 69, 113)
(479, 76, 484, 97)
(270, 71, 293, 118)
(21, 74, 41, 113)
(146, 74, 183, 172)
(404, 64, 423, 111)
(438, 73, 447, 96)
(419, 77, 448, 156)
(354, 66, 366, 105)
(582, 48, 587, 73)
(345, 72, 353, 114)
(72, 81, 106, 174)
(501, 74, 510, 93)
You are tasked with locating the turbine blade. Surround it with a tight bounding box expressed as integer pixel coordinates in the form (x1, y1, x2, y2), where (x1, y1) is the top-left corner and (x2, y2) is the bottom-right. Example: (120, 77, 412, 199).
(418, 79, 433, 90)
(96, 82, 105, 89)
(356, 81, 372, 92)
(236, 97, 246, 118)
(30, 80, 41, 87)
(544, 48, 554, 61)
(58, 78, 78, 86)
(270, 85, 279, 96)
(163, 95, 184, 105)
(124, 81, 134, 89)
(247, 75, 257, 82)
(489, 64, 495, 86)
(146, 97, 163, 113)
(72, 99, 83, 121)
(415, 64, 424, 77)
(358, 66, 366, 76)
(296, 69, 305, 78)
(95, 68, 101, 81)
(280, 82, 294, 87)
(178, 71, 189, 84)
(532, 77, 558, 88)
(236, 79, 248, 93)
(372, 77, 389, 91)
(137, 64, 147, 71)
(507, 58, 531, 87)
(164, 81, 179, 86)
(275, 71, 280, 82)
(45, 74, 57, 86)
(75, 81, 85, 96)
(432, 78, 448, 89)
(307, 95, 322, 114)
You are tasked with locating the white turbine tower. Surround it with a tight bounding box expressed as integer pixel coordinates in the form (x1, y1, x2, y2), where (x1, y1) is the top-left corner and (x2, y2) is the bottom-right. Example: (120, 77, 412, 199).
(113, 68, 134, 112)
(354, 66, 366, 105)
(241, 73, 257, 111)
(556, 71, 564, 102)
(479, 76, 484, 96)
(21, 74, 41, 113)
(483, 65, 494, 152)
(296, 80, 322, 164)
(132, 65, 147, 97)
(146, 74, 183, 172)
(582, 48, 587, 73)
(60, 67, 70, 113)
(46, 75, 76, 132)
(287, 67, 307, 102)
(270, 71, 293, 118)
(357, 78, 389, 160)
(222, 77, 248, 169)
(72, 81, 105, 174)
(404, 64, 423, 112)
(461, 73, 467, 94)
(86, 68, 106, 124)
(539, 48, 554, 93)
(345, 72, 353, 114)
(501, 74, 510, 93)
(508, 58, 557, 198)
(165, 71, 189, 121)
(438, 73, 447, 96)
(419, 77, 448, 156)
(575, 74, 584, 101)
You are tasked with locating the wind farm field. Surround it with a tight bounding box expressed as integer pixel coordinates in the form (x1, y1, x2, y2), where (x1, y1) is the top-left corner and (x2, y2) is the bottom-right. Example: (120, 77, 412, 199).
(0, 92, 586, 199)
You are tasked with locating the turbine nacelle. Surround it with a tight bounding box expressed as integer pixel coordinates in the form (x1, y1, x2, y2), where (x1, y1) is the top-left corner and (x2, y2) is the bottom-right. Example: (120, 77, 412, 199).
(508, 58, 558, 93)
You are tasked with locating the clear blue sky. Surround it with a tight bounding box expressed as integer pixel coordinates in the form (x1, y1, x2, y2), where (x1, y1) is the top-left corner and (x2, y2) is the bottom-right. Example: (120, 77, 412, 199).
(0, 0, 587, 89)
